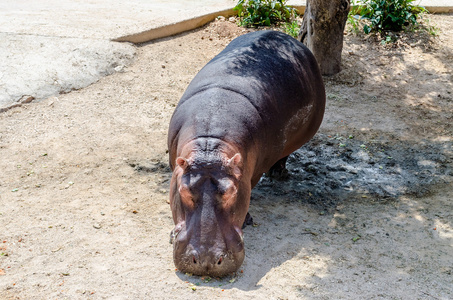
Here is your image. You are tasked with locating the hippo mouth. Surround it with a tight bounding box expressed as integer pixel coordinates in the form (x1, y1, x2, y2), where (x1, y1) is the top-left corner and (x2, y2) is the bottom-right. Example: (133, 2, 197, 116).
(170, 223, 245, 277)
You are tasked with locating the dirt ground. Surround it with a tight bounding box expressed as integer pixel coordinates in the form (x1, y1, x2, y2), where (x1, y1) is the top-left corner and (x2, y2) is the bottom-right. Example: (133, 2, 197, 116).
(1, 14, 452, 300)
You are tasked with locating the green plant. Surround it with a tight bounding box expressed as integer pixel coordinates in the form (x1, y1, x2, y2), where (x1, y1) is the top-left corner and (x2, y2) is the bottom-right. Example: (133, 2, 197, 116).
(421, 16, 439, 36)
(347, 0, 363, 34)
(283, 20, 300, 38)
(347, 13, 363, 34)
(349, 0, 427, 34)
(381, 34, 394, 44)
(234, 0, 296, 27)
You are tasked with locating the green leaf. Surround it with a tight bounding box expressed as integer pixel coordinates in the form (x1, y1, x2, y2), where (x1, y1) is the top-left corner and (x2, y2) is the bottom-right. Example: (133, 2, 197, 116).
(364, 25, 371, 34)
(349, 0, 426, 34)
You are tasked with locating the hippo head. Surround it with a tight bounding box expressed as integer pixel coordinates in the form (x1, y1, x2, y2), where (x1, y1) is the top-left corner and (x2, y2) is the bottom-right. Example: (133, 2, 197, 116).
(169, 151, 249, 277)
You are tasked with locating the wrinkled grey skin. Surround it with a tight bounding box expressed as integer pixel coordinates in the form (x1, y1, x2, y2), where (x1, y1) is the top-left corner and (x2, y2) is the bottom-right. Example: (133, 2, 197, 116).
(167, 31, 325, 277)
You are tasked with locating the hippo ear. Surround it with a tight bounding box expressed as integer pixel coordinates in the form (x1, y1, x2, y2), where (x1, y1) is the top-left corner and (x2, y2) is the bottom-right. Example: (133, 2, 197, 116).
(176, 157, 189, 171)
(227, 153, 242, 180)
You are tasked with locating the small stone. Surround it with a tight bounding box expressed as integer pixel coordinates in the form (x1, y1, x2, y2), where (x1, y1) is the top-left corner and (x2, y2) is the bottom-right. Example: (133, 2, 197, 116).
(114, 65, 125, 72)
(93, 223, 101, 229)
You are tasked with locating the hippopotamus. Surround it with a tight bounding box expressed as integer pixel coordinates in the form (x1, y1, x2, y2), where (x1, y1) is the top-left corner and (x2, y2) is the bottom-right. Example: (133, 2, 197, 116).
(167, 30, 325, 277)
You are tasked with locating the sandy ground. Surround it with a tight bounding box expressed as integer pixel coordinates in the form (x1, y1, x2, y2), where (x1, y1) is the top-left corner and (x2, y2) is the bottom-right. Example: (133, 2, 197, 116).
(1, 14, 452, 299)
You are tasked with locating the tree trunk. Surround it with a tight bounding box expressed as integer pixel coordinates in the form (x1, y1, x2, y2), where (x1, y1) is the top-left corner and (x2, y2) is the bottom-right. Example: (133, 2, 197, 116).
(298, 0, 350, 76)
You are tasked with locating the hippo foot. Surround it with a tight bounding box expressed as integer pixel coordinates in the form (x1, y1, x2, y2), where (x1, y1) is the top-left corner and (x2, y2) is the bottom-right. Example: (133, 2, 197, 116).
(242, 212, 254, 229)
(266, 156, 289, 180)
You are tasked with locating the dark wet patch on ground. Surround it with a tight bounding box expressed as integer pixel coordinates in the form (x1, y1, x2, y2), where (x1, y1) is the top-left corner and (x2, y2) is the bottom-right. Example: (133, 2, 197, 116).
(254, 133, 452, 209)
(130, 133, 452, 211)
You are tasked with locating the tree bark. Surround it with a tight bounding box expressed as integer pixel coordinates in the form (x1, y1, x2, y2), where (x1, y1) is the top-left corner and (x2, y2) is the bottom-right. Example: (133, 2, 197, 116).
(298, 0, 350, 76)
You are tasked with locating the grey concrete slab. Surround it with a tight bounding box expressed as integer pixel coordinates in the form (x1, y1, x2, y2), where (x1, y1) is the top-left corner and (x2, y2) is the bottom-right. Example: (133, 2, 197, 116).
(406, 0, 453, 13)
(0, 33, 135, 109)
(0, 0, 237, 40)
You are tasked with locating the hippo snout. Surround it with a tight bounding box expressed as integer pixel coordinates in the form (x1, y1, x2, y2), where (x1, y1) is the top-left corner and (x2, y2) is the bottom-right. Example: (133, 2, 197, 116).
(180, 249, 238, 276)
(172, 225, 245, 277)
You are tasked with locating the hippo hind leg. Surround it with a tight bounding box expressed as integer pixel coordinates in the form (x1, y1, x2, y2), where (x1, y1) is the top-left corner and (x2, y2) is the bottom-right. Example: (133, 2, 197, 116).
(266, 156, 289, 180)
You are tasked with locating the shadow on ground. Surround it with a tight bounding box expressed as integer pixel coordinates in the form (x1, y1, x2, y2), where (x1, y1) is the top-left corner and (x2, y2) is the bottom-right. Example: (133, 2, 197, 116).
(129, 132, 452, 296)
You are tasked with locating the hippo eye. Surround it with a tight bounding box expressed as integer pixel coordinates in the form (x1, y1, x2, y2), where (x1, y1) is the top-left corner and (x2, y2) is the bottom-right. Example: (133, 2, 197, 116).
(179, 185, 195, 209)
(217, 179, 235, 195)
(220, 183, 237, 209)
(223, 185, 237, 199)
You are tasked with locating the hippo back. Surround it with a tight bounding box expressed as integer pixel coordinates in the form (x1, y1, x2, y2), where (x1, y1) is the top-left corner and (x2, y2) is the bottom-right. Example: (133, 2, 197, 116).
(168, 30, 325, 175)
